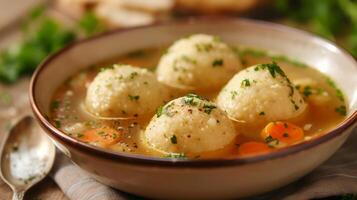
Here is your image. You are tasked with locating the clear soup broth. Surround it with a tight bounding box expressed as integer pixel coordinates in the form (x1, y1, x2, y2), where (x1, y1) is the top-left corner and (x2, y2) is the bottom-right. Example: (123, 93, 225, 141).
(49, 47, 346, 159)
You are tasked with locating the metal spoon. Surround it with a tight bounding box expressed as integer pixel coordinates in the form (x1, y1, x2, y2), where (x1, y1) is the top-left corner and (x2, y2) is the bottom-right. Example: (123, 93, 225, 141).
(0, 116, 55, 200)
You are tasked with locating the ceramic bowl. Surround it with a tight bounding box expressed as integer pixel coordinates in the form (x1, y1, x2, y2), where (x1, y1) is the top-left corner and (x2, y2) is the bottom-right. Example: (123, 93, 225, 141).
(30, 17, 357, 200)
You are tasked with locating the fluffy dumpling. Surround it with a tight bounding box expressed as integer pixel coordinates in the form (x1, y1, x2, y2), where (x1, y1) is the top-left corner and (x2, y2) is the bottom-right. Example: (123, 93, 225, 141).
(216, 62, 307, 124)
(144, 94, 237, 154)
(157, 34, 242, 91)
(85, 64, 170, 118)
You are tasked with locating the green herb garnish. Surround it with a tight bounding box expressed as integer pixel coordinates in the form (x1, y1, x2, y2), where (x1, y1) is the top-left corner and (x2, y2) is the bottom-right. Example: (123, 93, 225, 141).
(203, 104, 217, 114)
(128, 95, 140, 101)
(78, 12, 105, 36)
(54, 120, 61, 128)
(50, 100, 60, 111)
(156, 106, 164, 117)
(212, 59, 224, 67)
(183, 93, 202, 106)
(129, 72, 139, 79)
(259, 62, 286, 78)
(265, 136, 280, 147)
(0, 8, 76, 83)
(165, 153, 186, 159)
(335, 105, 347, 116)
(181, 55, 197, 64)
(231, 91, 238, 100)
(195, 43, 213, 52)
(303, 86, 313, 97)
(274, 0, 357, 57)
(241, 79, 251, 87)
(170, 135, 178, 144)
(326, 77, 345, 102)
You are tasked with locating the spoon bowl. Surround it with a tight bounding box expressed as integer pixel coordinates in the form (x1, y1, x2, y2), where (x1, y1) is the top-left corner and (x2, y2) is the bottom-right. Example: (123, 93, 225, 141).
(0, 116, 55, 200)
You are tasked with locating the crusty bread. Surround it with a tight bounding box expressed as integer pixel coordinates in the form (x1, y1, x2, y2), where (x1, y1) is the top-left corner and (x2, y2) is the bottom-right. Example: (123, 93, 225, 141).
(55, 0, 268, 28)
(55, 0, 173, 27)
(175, 0, 269, 14)
(95, 2, 155, 28)
(105, 0, 174, 14)
(55, 0, 101, 19)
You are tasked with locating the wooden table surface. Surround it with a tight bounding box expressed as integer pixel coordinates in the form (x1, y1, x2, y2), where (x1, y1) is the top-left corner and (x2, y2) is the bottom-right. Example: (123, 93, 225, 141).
(0, 78, 69, 200)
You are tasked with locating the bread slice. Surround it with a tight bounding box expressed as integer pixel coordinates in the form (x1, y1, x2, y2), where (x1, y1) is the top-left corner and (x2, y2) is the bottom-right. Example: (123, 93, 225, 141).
(105, 0, 174, 14)
(95, 2, 155, 28)
(55, 0, 101, 19)
(175, 0, 269, 14)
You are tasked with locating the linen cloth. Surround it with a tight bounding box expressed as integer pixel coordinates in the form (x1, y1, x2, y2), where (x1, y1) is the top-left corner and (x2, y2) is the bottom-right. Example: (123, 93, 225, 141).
(51, 129, 357, 200)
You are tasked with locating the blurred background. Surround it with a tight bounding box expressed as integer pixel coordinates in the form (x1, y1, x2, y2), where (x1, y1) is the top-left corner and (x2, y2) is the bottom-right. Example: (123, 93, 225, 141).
(0, 0, 356, 84)
(0, 1, 356, 199)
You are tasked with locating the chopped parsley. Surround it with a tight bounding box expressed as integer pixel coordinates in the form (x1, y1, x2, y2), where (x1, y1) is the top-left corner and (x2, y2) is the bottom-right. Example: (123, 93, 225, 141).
(265, 136, 280, 147)
(231, 91, 238, 100)
(54, 120, 61, 128)
(259, 111, 265, 116)
(78, 11, 105, 36)
(156, 106, 164, 117)
(258, 62, 286, 78)
(128, 95, 140, 101)
(183, 93, 202, 106)
(130, 72, 139, 79)
(181, 55, 197, 64)
(50, 100, 60, 111)
(170, 135, 178, 144)
(303, 86, 313, 97)
(212, 59, 224, 67)
(326, 77, 345, 102)
(182, 94, 216, 114)
(77, 133, 84, 138)
(0, 6, 77, 83)
(195, 43, 213, 52)
(256, 62, 295, 98)
(156, 102, 176, 118)
(97, 131, 105, 136)
(203, 104, 217, 114)
(335, 105, 347, 116)
(165, 153, 186, 159)
(241, 79, 251, 87)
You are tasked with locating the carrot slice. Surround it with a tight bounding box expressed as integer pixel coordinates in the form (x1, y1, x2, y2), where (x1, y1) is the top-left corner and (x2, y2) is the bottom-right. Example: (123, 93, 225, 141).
(238, 142, 272, 156)
(79, 127, 121, 147)
(261, 121, 304, 145)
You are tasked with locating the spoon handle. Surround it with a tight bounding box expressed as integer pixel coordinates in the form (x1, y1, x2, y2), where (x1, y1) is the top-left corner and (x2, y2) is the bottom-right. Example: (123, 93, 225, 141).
(12, 191, 25, 200)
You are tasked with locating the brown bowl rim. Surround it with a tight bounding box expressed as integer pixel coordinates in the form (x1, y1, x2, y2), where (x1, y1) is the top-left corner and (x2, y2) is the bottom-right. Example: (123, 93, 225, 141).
(29, 16, 357, 168)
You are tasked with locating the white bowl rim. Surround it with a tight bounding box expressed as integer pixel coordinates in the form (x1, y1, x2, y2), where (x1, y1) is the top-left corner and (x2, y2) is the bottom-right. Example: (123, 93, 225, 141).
(29, 16, 357, 168)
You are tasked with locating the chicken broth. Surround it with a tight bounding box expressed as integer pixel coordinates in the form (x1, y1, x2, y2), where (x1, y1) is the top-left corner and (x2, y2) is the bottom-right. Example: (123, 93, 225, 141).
(50, 46, 346, 159)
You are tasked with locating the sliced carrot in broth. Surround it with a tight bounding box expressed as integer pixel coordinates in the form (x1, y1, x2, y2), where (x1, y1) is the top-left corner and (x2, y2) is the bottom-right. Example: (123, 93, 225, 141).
(261, 121, 304, 145)
(79, 127, 121, 147)
(238, 142, 272, 156)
